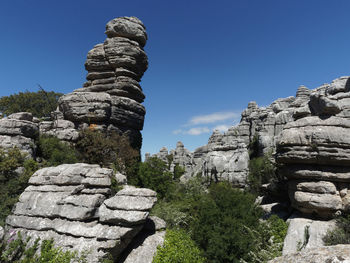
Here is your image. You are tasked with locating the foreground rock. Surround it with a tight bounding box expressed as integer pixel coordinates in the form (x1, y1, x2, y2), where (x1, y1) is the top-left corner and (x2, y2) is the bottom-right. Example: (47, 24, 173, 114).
(269, 244, 350, 263)
(282, 213, 335, 255)
(120, 216, 166, 263)
(56, 16, 148, 149)
(4, 163, 157, 262)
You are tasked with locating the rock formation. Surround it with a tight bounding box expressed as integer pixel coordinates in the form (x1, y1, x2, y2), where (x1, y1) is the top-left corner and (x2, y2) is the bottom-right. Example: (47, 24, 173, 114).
(4, 163, 158, 262)
(276, 76, 350, 218)
(0, 112, 38, 157)
(55, 16, 148, 149)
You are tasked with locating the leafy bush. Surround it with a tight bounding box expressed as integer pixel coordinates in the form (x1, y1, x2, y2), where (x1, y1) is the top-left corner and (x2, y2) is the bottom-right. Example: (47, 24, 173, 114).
(153, 229, 205, 263)
(189, 182, 263, 263)
(244, 215, 288, 262)
(0, 148, 38, 226)
(248, 153, 277, 195)
(0, 90, 62, 118)
(75, 129, 139, 174)
(136, 157, 173, 199)
(323, 215, 350, 245)
(0, 231, 87, 262)
(37, 135, 79, 166)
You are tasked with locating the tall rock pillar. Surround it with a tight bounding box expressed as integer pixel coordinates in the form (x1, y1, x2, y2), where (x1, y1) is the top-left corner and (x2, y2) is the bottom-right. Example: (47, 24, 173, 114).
(58, 17, 148, 150)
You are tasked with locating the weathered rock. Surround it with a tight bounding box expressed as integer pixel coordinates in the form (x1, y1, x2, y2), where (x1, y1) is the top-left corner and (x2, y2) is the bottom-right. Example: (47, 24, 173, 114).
(4, 163, 156, 262)
(0, 226, 3, 241)
(0, 118, 38, 139)
(282, 214, 336, 255)
(105, 17, 147, 47)
(121, 231, 166, 263)
(270, 244, 350, 263)
(50, 16, 148, 149)
(115, 172, 128, 185)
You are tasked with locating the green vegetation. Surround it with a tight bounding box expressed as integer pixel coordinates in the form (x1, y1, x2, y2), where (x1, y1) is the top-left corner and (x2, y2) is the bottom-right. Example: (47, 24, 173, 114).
(150, 169, 288, 263)
(153, 229, 205, 263)
(0, 232, 87, 262)
(248, 152, 278, 195)
(0, 90, 62, 118)
(37, 135, 79, 166)
(75, 129, 139, 175)
(135, 157, 174, 199)
(323, 215, 350, 245)
(0, 148, 38, 226)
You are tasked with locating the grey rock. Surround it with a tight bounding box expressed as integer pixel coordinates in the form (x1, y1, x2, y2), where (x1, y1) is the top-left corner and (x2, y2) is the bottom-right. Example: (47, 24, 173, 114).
(105, 16, 147, 47)
(115, 172, 128, 185)
(5, 162, 157, 262)
(8, 112, 33, 121)
(98, 204, 149, 226)
(282, 214, 336, 255)
(0, 135, 35, 156)
(53, 16, 148, 151)
(270, 244, 350, 263)
(122, 231, 166, 263)
(0, 226, 3, 241)
(0, 118, 38, 138)
(144, 216, 167, 231)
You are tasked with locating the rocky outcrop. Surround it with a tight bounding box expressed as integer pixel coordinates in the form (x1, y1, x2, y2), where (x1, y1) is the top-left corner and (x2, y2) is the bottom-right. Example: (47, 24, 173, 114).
(4, 163, 157, 262)
(56, 16, 148, 149)
(269, 244, 350, 263)
(120, 216, 166, 263)
(282, 213, 335, 255)
(0, 112, 38, 157)
(276, 76, 350, 218)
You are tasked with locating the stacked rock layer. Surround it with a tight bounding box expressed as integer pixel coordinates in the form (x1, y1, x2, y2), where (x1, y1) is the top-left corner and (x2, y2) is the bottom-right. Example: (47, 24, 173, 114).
(5, 163, 157, 262)
(0, 112, 39, 157)
(58, 17, 148, 149)
(276, 77, 350, 218)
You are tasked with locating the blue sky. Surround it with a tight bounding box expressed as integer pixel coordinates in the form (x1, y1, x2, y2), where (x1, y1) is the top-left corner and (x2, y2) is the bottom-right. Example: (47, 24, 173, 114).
(1, 0, 350, 157)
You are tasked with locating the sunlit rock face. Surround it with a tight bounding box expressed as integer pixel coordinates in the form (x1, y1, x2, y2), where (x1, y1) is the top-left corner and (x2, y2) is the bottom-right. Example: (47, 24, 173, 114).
(276, 77, 350, 218)
(4, 163, 158, 262)
(57, 17, 148, 150)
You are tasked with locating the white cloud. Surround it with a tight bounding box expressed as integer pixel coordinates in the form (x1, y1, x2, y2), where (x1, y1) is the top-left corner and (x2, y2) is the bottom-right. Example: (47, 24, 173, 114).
(186, 127, 210, 135)
(172, 127, 211, 136)
(188, 111, 241, 125)
(172, 129, 182, 135)
(213, 124, 231, 132)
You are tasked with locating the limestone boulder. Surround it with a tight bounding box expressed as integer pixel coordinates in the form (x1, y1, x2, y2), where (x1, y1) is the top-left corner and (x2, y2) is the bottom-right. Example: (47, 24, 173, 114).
(105, 16, 147, 47)
(282, 214, 336, 255)
(4, 163, 157, 262)
(269, 244, 350, 263)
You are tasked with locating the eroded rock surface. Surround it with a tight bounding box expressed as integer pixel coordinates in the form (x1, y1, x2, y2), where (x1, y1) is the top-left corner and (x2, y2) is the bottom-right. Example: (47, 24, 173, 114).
(56, 16, 148, 149)
(0, 112, 38, 157)
(276, 76, 350, 218)
(269, 244, 350, 263)
(4, 163, 157, 262)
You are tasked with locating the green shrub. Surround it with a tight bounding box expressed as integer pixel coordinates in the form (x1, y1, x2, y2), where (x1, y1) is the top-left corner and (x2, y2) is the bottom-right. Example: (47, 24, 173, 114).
(248, 153, 277, 195)
(37, 135, 79, 166)
(153, 229, 205, 263)
(75, 129, 139, 174)
(244, 215, 288, 262)
(0, 232, 87, 262)
(191, 182, 263, 263)
(136, 157, 173, 199)
(151, 176, 207, 229)
(323, 215, 350, 245)
(0, 148, 39, 226)
(0, 90, 62, 118)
